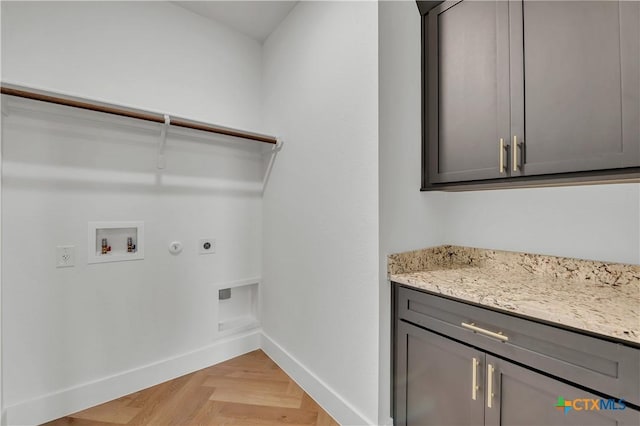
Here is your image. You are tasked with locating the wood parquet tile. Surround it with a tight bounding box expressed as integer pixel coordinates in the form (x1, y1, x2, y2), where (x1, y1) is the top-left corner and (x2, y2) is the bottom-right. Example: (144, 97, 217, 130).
(43, 350, 340, 426)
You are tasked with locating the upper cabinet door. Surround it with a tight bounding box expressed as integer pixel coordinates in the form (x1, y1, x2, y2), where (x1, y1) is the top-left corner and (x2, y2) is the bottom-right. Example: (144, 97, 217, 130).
(510, 0, 640, 176)
(428, 0, 511, 183)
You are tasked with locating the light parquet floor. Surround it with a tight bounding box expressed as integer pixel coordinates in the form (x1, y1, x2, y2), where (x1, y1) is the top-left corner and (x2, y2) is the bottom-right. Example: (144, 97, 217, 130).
(44, 350, 339, 426)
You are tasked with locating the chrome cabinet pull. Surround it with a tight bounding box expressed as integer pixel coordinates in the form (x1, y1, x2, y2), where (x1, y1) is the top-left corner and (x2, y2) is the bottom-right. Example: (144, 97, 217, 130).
(461, 322, 509, 342)
(499, 138, 506, 173)
(472, 357, 479, 400)
(513, 135, 520, 171)
(487, 364, 495, 408)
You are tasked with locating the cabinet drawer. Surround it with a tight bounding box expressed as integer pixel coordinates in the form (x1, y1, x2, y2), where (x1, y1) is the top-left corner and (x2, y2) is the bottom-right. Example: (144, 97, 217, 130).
(396, 285, 640, 406)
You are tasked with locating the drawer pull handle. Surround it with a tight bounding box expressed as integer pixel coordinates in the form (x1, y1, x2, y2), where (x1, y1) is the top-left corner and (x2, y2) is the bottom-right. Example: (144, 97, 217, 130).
(461, 322, 509, 342)
(499, 138, 506, 173)
(471, 357, 479, 401)
(487, 363, 495, 408)
(513, 135, 520, 171)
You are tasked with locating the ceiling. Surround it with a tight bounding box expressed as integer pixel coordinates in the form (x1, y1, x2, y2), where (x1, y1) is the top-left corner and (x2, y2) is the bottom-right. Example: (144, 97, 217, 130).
(173, 1, 298, 43)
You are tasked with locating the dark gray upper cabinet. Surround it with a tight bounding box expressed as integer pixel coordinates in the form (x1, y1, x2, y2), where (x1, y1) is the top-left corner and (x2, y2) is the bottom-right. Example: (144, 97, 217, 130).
(424, 0, 640, 186)
(428, 0, 510, 183)
(511, 0, 640, 176)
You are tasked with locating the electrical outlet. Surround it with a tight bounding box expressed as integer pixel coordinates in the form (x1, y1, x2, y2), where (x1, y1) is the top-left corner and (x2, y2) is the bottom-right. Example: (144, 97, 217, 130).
(199, 239, 216, 255)
(56, 245, 75, 268)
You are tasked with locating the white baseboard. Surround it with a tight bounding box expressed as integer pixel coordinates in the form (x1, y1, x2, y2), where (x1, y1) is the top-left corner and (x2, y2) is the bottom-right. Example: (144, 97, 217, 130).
(6, 330, 377, 426)
(5, 330, 261, 426)
(260, 332, 375, 426)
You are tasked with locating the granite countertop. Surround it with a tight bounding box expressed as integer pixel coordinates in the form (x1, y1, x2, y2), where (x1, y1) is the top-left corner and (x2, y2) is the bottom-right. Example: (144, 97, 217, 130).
(388, 246, 640, 345)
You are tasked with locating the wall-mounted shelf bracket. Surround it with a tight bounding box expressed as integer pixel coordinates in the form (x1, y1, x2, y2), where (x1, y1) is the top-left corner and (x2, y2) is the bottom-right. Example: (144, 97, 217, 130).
(1, 94, 9, 117)
(262, 137, 283, 194)
(157, 114, 170, 169)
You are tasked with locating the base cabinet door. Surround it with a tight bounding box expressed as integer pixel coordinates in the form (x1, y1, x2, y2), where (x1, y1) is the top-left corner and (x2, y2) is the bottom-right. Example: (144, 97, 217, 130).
(396, 321, 484, 426)
(486, 355, 640, 426)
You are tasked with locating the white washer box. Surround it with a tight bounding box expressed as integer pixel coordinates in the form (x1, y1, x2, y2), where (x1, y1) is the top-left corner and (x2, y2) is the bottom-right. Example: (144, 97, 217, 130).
(88, 221, 144, 264)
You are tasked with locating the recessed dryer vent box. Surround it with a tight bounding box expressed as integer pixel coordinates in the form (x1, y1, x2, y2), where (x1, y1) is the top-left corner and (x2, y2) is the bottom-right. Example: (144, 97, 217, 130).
(88, 221, 144, 264)
(216, 280, 259, 338)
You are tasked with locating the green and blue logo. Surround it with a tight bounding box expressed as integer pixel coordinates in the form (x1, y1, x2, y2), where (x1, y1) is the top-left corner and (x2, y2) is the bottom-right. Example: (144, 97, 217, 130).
(555, 396, 626, 414)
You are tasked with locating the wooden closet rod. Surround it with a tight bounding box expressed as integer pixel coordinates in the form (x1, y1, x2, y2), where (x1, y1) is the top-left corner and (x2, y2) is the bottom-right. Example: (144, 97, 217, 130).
(0, 84, 277, 144)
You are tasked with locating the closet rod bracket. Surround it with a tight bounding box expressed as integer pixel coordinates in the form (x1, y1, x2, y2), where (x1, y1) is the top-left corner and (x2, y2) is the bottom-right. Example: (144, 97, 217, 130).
(262, 137, 283, 156)
(262, 137, 283, 195)
(1, 94, 9, 117)
(157, 114, 170, 169)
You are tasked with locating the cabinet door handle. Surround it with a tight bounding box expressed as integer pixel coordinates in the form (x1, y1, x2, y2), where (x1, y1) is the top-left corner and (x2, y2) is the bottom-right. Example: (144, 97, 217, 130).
(499, 138, 506, 173)
(487, 364, 494, 408)
(512, 135, 520, 172)
(461, 322, 509, 341)
(472, 357, 479, 401)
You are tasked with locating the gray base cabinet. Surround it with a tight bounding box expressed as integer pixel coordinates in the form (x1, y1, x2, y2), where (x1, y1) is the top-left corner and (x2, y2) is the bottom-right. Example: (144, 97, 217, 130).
(397, 321, 484, 425)
(490, 356, 634, 426)
(393, 284, 640, 426)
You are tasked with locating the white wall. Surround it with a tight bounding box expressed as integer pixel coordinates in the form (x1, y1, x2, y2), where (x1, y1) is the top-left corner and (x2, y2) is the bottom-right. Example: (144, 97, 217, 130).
(378, 0, 640, 421)
(378, 1, 445, 423)
(1, 2, 265, 424)
(378, 0, 640, 264)
(1, 0, 262, 131)
(441, 184, 640, 264)
(261, 1, 379, 424)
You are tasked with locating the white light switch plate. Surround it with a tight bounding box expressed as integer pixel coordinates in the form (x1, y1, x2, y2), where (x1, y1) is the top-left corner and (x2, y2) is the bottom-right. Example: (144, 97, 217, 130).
(56, 245, 75, 268)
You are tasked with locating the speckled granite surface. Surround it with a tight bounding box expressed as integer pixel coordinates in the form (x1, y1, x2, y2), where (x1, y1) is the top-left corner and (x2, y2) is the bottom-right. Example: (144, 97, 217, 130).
(389, 246, 640, 345)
